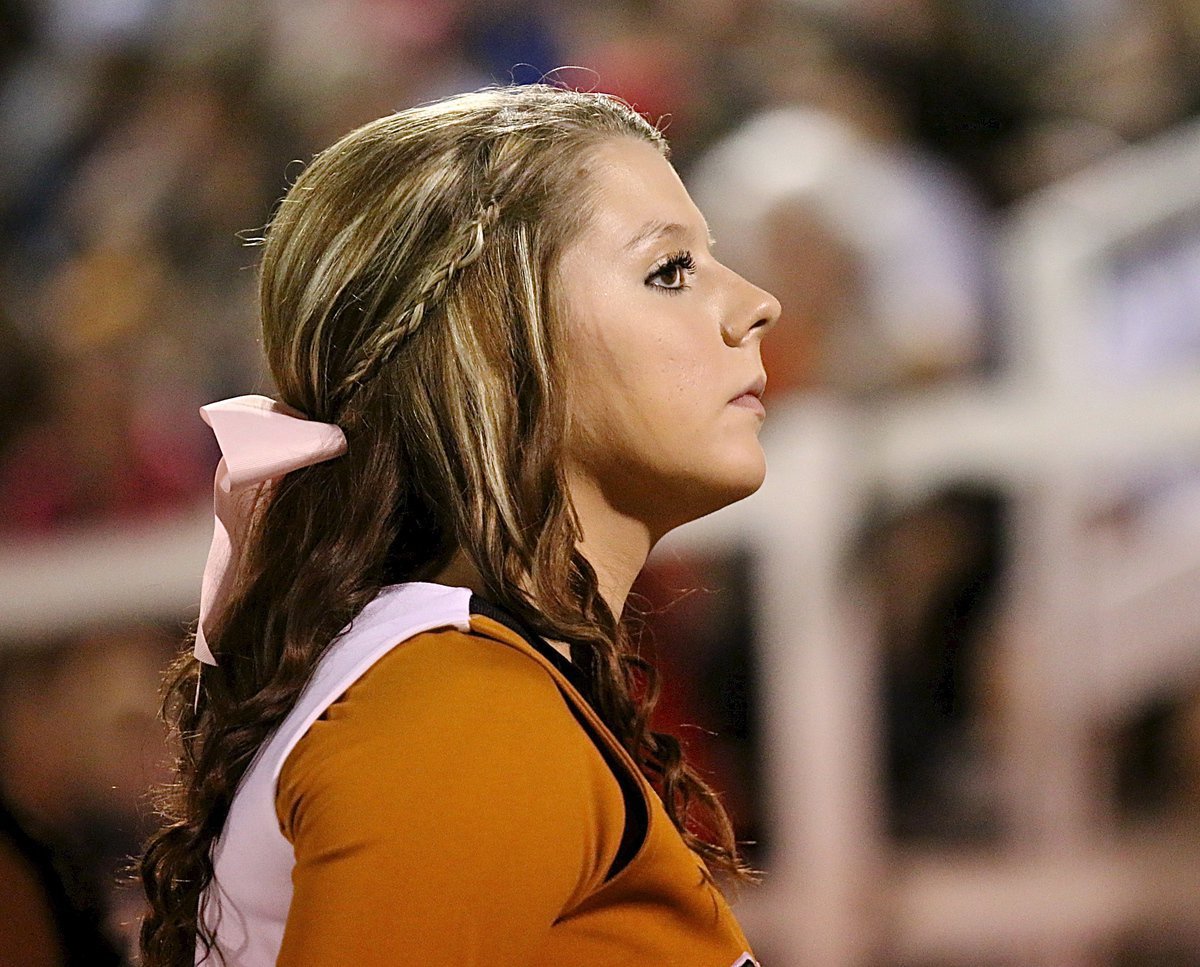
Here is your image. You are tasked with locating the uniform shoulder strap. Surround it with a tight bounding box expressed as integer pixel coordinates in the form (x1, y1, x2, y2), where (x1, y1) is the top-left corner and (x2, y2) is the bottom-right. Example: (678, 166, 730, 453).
(467, 594, 649, 883)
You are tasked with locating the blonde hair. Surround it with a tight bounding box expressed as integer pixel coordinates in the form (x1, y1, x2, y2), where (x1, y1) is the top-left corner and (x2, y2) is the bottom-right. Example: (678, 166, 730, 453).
(140, 82, 761, 966)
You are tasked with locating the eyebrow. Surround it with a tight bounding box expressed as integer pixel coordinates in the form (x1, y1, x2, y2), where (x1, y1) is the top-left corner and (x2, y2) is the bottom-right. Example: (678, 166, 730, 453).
(623, 219, 717, 253)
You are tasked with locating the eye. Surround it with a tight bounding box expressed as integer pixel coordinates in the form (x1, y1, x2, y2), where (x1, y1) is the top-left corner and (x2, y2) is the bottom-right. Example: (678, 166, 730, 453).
(645, 250, 696, 294)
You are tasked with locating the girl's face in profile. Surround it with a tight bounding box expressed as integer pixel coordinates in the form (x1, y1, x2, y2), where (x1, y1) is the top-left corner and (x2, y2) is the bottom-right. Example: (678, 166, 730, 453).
(556, 136, 782, 536)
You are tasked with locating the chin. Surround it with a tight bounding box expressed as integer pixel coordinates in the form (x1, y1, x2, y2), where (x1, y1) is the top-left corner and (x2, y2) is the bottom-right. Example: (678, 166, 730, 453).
(676, 449, 767, 524)
(721, 436, 768, 495)
(721, 456, 767, 505)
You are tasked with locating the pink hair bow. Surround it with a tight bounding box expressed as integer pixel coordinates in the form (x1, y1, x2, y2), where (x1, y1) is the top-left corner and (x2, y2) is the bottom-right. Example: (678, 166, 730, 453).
(195, 395, 347, 666)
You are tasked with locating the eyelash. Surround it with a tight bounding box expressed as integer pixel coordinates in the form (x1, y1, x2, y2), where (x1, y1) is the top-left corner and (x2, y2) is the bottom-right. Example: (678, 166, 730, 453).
(646, 250, 696, 294)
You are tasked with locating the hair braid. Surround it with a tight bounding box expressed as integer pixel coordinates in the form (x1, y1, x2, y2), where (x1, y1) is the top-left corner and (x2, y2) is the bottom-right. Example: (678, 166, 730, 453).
(338, 199, 501, 399)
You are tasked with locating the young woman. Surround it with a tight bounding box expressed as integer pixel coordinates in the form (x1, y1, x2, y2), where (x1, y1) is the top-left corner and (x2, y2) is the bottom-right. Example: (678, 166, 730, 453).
(139, 81, 781, 966)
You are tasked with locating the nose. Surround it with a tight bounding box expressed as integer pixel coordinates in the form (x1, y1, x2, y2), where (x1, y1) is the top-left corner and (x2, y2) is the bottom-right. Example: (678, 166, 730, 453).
(721, 275, 783, 347)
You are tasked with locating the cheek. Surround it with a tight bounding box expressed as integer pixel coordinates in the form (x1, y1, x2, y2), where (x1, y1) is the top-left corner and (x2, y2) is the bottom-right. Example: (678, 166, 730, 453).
(569, 318, 713, 450)
(641, 318, 732, 423)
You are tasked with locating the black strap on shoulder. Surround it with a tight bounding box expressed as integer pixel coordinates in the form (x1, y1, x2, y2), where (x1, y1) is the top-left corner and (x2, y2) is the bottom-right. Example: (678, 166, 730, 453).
(468, 593, 648, 883)
(468, 594, 594, 699)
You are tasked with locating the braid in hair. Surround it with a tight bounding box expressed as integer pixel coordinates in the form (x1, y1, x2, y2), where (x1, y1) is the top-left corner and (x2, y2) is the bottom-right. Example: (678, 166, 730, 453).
(337, 198, 501, 400)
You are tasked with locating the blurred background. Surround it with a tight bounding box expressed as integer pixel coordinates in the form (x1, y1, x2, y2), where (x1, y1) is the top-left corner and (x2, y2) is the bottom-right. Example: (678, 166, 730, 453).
(1, 0, 1199, 963)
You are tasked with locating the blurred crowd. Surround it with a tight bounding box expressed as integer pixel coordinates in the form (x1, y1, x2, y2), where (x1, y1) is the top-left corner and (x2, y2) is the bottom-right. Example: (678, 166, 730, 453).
(4, 0, 1200, 531)
(2, 0, 1200, 963)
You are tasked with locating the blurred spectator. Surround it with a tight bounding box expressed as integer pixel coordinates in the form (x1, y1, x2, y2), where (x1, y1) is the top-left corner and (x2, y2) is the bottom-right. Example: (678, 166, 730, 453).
(853, 486, 1009, 842)
(257, 0, 492, 147)
(998, 0, 1200, 196)
(737, 0, 1200, 204)
(0, 245, 216, 535)
(0, 622, 177, 961)
(0, 794, 124, 966)
(728, 1, 1030, 207)
(555, 0, 770, 172)
(688, 104, 995, 395)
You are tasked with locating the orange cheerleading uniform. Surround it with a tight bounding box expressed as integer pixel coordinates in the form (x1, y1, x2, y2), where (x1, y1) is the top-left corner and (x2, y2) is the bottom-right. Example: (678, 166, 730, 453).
(200, 583, 759, 966)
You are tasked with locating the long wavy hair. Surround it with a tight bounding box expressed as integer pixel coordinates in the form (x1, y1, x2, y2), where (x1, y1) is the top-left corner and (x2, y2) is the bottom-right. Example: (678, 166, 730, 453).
(139, 81, 763, 966)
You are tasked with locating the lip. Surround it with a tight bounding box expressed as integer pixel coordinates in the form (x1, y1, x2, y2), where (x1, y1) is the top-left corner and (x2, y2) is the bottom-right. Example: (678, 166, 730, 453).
(728, 374, 767, 416)
(728, 393, 766, 417)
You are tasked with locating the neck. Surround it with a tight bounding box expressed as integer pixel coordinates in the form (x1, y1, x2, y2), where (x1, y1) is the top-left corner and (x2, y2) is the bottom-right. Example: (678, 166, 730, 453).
(564, 467, 656, 621)
(431, 470, 657, 625)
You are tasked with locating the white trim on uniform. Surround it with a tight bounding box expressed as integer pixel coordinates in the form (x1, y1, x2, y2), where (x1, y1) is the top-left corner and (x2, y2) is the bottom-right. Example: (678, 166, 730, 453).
(196, 582, 473, 966)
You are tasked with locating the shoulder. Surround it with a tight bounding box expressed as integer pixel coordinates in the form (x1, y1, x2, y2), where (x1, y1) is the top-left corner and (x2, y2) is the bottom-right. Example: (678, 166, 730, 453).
(318, 624, 581, 752)
(276, 625, 625, 905)
(277, 625, 608, 830)
(358, 623, 566, 706)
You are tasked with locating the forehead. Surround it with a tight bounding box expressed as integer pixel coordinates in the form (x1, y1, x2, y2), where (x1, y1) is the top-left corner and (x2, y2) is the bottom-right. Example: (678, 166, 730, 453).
(577, 137, 709, 249)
